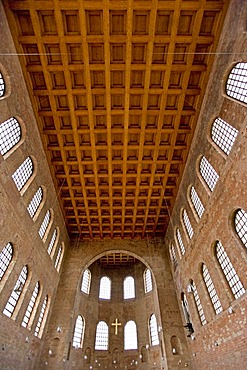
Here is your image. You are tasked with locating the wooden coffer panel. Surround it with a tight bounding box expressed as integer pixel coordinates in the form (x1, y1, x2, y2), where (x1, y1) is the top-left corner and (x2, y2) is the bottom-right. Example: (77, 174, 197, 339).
(4, 0, 228, 240)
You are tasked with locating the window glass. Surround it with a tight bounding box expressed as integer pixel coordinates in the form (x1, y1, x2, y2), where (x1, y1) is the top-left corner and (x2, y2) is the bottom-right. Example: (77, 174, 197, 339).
(72, 315, 84, 348)
(27, 187, 43, 218)
(202, 264, 222, 314)
(124, 276, 135, 299)
(38, 210, 51, 239)
(211, 117, 238, 155)
(124, 321, 138, 350)
(0, 242, 13, 281)
(191, 281, 206, 325)
(169, 244, 178, 269)
(216, 241, 245, 299)
(182, 209, 194, 239)
(199, 156, 219, 191)
(226, 62, 247, 104)
(190, 186, 205, 219)
(234, 209, 247, 249)
(22, 282, 40, 328)
(12, 157, 33, 191)
(149, 314, 159, 346)
(34, 295, 48, 338)
(81, 269, 91, 294)
(95, 321, 108, 350)
(54, 245, 63, 271)
(99, 276, 111, 299)
(3, 265, 28, 318)
(176, 229, 185, 256)
(0, 117, 21, 156)
(144, 268, 153, 293)
(47, 229, 58, 256)
(0, 72, 5, 97)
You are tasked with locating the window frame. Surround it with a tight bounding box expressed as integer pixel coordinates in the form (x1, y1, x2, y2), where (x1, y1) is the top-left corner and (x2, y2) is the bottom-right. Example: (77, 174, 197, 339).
(95, 321, 109, 350)
(123, 276, 135, 300)
(144, 268, 153, 293)
(81, 269, 91, 294)
(72, 315, 85, 348)
(234, 208, 247, 250)
(0, 242, 13, 282)
(99, 276, 111, 300)
(225, 62, 247, 105)
(124, 320, 138, 350)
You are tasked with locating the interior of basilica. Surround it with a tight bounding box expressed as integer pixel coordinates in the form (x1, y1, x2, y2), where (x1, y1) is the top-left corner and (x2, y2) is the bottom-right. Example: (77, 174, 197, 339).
(0, 0, 246, 369)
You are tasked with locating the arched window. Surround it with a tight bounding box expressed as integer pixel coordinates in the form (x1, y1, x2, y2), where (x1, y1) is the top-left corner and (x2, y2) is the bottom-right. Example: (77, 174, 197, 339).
(211, 117, 238, 155)
(191, 280, 207, 325)
(226, 62, 247, 104)
(202, 264, 222, 314)
(215, 241, 245, 299)
(27, 187, 43, 218)
(149, 314, 159, 346)
(234, 208, 247, 249)
(144, 268, 153, 293)
(124, 321, 138, 350)
(3, 265, 28, 318)
(54, 245, 64, 272)
(169, 244, 178, 270)
(99, 276, 111, 299)
(0, 242, 13, 281)
(199, 156, 219, 191)
(34, 295, 49, 338)
(95, 321, 108, 350)
(81, 269, 91, 294)
(176, 228, 185, 256)
(124, 276, 135, 299)
(190, 186, 205, 219)
(182, 209, 194, 239)
(72, 315, 85, 348)
(0, 117, 21, 156)
(0, 72, 5, 97)
(22, 281, 40, 328)
(12, 157, 33, 192)
(47, 228, 58, 256)
(38, 209, 51, 239)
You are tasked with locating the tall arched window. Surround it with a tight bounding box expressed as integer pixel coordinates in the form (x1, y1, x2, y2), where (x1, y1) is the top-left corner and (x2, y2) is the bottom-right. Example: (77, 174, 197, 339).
(81, 269, 91, 294)
(182, 209, 194, 239)
(22, 281, 40, 328)
(124, 321, 138, 350)
(34, 295, 49, 338)
(95, 321, 108, 350)
(0, 72, 5, 97)
(99, 276, 111, 299)
(199, 156, 219, 191)
(190, 186, 205, 219)
(191, 280, 206, 325)
(215, 241, 245, 299)
(12, 157, 33, 192)
(54, 245, 64, 271)
(176, 228, 185, 256)
(226, 62, 247, 104)
(27, 187, 43, 218)
(149, 314, 159, 346)
(144, 268, 153, 293)
(234, 208, 247, 249)
(202, 264, 222, 314)
(169, 244, 178, 270)
(0, 117, 21, 156)
(211, 117, 238, 155)
(3, 265, 28, 318)
(0, 242, 13, 281)
(47, 228, 58, 256)
(124, 276, 135, 299)
(72, 315, 85, 348)
(38, 209, 51, 239)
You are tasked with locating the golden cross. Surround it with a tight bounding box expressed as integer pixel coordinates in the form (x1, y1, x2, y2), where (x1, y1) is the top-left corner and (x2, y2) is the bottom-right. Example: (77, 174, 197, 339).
(111, 318, 121, 335)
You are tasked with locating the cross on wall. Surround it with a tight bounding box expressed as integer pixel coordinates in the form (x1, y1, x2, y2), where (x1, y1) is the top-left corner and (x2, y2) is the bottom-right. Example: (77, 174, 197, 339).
(111, 318, 121, 335)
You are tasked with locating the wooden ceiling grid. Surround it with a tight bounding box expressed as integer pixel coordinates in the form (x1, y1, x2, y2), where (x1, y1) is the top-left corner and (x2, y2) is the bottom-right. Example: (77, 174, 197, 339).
(4, 0, 228, 240)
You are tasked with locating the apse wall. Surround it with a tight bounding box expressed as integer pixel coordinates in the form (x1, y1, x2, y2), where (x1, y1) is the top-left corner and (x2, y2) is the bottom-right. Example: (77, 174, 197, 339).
(39, 239, 192, 369)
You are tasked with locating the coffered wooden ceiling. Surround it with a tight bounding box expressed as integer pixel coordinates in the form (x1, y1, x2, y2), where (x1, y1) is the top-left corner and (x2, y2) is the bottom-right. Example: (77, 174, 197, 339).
(4, 0, 229, 240)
